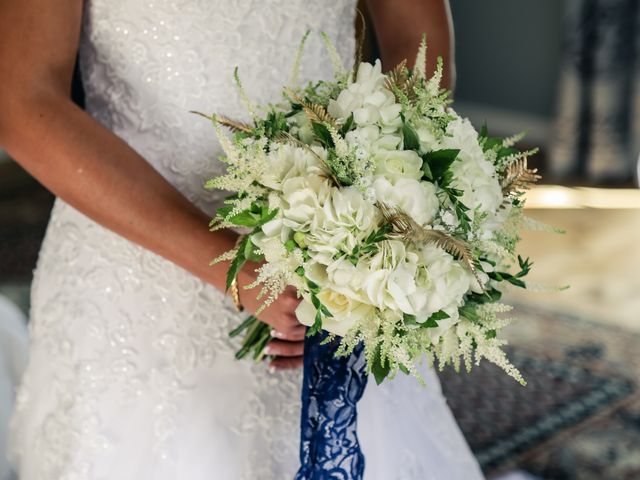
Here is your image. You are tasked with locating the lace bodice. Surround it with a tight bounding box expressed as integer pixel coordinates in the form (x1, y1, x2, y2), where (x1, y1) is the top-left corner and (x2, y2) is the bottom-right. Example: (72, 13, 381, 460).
(79, 0, 356, 214)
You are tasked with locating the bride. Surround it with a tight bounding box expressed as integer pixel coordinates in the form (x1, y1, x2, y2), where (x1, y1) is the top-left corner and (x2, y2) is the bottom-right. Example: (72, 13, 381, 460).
(0, 0, 484, 478)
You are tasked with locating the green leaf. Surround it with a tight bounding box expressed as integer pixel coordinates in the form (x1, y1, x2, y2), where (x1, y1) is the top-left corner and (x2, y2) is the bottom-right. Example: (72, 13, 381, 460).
(260, 206, 278, 224)
(227, 210, 261, 227)
(422, 149, 460, 183)
(371, 344, 391, 385)
(243, 237, 264, 262)
(483, 137, 502, 152)
(422, 161, 433, 181)
(307, 310, 323, 336)
(479, 122, 488, 139)
(312, 122, 334, 148)
(485, 329, 497, 339)
(402, 122, 420, 151)
(403, 313, 418, 327)
(339, 113, 354, 136)
(225, 236, 249, 291)
(421, 310, 449, 328)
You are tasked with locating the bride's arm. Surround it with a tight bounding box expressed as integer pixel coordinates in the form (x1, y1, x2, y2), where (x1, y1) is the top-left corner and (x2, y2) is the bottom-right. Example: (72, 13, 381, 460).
(0, 0, 304, 368)
(366, 0, 455, 90)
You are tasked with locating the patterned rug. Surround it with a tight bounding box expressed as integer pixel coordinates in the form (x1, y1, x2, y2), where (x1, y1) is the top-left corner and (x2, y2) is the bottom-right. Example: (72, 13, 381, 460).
(439, 305, 640, 480)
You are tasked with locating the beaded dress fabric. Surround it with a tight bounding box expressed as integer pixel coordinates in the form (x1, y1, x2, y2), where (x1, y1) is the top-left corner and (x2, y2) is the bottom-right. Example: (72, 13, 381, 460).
(8, 1, 484, 478)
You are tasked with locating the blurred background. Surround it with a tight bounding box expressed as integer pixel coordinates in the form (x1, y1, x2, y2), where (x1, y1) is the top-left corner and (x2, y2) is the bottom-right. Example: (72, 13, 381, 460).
(1, 1, 640, 479)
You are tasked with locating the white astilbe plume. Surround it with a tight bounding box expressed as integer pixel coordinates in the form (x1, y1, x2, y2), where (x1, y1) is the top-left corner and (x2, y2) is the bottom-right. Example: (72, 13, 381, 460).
(426, 57, 444, 97)
(289, 30, 311, 88)
(233, 67, 257, 119)
(321, 32, 346, 78)
(245, 249, 304, 315)
(413, 33, 427, 80)
(209, 248, 239, 266)
(502, 131, 526, 148)
(205, 127, 269, 227)
(522, 216, 566, 234)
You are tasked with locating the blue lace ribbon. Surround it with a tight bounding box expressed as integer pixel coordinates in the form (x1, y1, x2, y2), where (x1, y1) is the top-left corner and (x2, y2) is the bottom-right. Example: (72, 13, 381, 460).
(294, 331, 368, 480)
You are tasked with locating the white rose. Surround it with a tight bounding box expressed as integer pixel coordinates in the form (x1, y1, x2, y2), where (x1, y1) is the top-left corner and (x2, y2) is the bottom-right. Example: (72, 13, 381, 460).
(295, 291, 374, 337)
(374, 150, 423, 182)
(281, 175, 332, 232)
(373, 177, 439, 226)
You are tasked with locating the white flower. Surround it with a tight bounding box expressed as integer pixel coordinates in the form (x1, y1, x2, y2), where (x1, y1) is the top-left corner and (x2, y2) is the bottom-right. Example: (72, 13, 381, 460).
(327, 60, 402, 133)
(261, 144, 326, 191)
(374, 149, 423, 182)
(306, 186, 378, 265)
(281, 175, 332, 232)
(440, 117, 503, 214)
(296, 256, 375, 337)
(412, 245, 474, 337)
(361, 240, 420, 315)
(345, 126, 402, 154)
(414, 118, 441, 153)
(372, 177, 439, 226)
(295, 291, 374, 337)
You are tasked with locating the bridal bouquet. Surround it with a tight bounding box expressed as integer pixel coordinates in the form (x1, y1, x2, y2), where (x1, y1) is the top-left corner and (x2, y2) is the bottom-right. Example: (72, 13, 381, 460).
(201, 33, 542, 386)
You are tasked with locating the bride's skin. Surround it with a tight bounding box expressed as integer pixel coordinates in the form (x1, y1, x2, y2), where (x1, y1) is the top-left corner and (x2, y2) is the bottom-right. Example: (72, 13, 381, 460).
(0, 0, 453, 371)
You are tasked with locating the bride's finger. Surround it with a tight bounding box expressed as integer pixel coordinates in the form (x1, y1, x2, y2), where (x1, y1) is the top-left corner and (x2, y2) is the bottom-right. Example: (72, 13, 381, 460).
(264, 339, 304, 357)
(270, 324, 306, 341)
(269, 356, 303, 372)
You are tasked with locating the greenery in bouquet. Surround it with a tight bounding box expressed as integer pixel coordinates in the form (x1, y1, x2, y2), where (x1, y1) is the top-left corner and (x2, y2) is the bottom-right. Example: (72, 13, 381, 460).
(199, 32, 551, 386)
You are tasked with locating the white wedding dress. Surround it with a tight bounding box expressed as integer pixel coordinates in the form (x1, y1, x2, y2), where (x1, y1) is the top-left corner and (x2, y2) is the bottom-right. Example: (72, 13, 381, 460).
(8, 1, 484, 479)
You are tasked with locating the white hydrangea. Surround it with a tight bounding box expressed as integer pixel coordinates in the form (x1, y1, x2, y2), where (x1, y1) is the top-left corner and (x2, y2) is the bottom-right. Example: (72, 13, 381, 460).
(372, 177, 439, 227)
(260, 143, 326, 191)
(305, 186, 378, 265)
(440, 117, 503, 215)
(328, 60, 402, 134)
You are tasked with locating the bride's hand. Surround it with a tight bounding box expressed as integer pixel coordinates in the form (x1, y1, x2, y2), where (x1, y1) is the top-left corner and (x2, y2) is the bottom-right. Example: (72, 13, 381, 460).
(237, 263, 305, 371)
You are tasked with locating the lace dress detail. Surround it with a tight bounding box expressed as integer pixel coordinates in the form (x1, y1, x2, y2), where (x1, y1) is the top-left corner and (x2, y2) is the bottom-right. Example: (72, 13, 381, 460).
(8, 1, 484, 479)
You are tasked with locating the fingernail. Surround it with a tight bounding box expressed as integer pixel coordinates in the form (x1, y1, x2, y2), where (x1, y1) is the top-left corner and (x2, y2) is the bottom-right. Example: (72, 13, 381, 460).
(268, 365, 276, 374)
(271, 329, 284, 339)
(263, 346, 273, 356)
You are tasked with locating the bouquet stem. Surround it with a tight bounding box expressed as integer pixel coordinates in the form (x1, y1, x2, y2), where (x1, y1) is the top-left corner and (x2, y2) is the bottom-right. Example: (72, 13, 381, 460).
(230, 315, 272, 361)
